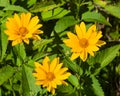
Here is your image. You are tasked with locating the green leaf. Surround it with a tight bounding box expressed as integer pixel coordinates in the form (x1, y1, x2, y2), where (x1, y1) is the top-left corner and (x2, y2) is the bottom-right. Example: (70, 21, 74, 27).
(97, 44, 120, 68)
(3, 5, 28, 12)
(41, 7, 70, 21)
(91, 75, 104, 96)
(22, 64, 41, 96)
(0, 20, 8, 60)
(54, 16, 78, 33)
(33, 39, 53, 50)
(57, 84, 74, 95)
(81, 11, 111, 26)
(93, 0, 107, 7)
(0, 11, 4, 16)
(104, 5, 120, 19)
(68, 75, 79, 88)
(27, 0, 36, 7)
(14, 43, 26, 61)
(30, 1, 64, 12)
(0, 65, 14, 85)
(0, 88, 1, 96)
(89, 44, 120, 75)
(63, 56, 83, 75)
(0, 0, 10, 7)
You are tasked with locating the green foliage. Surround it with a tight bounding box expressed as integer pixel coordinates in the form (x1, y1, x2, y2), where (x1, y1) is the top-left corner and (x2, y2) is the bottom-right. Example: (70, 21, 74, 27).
(3, 5, 28, 12)
(0, 0, 120, 96)
(0, 65, 14, 85)
(104, 5, 120, 19)
(54, 16, 78, 33)
(81, 11, 111, 26)
(91, 75, 104, 96)
(22, 64, 41, 96)
(41, 7, 70, 21)
(0, 20, 8, 61)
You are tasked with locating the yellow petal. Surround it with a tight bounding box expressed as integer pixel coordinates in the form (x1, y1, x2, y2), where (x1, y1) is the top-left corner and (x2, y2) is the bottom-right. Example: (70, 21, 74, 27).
(57, 73, 71, 80)
(75, 24, 83, 39)
(96, 40, 106, 47)
(23, 38, 29, 44)
(24, 13, 31, 27)
(50, 57, 58, 72)
(67, 32, 78, 39)
(56, 68, 68, 75)
(70, 53, 80, 60)
(42, 56, 50, 72)
(63, 32, 80, 50)
(54, 63, 63, 73)
(14, 13, 21, 28)
(12, 39, 22, 46)
(79, 50, 88, 62)
(28, 16, 39, 29)
(79, 22, 86, 36)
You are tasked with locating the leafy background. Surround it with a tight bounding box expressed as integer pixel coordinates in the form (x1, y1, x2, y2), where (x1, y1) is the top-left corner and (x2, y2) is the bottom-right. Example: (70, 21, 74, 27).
(0, 0, 120, 96)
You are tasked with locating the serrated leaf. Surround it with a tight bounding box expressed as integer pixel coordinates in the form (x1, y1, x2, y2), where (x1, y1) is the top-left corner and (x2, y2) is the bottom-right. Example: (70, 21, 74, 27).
(0, 11, 4, 16)
(54, 16, 78, 33)
(0, 0, 10, 7)
(0, 65, 14, 85)
(90, 44, 120, 75)
(33, 39, 53, 50)
(91, 76, 104, 96)
(97, 44, 120, 68)
(27, 0, 36, 7)
(57, 84, 74, 95)
(63, 56, 83, 75)
(41, 7, 70, 21)
(81, 11, 111, 26)
(104, 5, 120, 19)
(3, 5, 28, 12)
(93, 0, 107, 7)
(22, 64, 41, 96)
(68, 75, 79, 88)
(14, 43, 26, 61)
(30, 1, 64, 12)
(0, 20, 8, 60)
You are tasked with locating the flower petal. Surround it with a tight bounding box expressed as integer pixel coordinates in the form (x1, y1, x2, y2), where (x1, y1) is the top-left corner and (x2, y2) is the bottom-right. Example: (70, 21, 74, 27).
(71, 53, 80, 60)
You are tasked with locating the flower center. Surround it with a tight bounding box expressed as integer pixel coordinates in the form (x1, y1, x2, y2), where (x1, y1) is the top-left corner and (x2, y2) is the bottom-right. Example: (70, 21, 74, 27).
(18, 27, 28, 36)
(79, 38, 89, 48)
(47, 72, 55, 81)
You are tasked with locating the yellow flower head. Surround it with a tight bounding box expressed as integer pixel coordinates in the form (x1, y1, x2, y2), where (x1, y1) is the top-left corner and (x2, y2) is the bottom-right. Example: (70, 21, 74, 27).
(5, 13, 43, 46)
(33, 56, 71, 94)
(64, 22, 106, 62)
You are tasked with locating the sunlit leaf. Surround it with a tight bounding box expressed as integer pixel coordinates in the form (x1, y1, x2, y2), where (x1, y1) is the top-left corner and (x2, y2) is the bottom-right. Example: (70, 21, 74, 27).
(88, 44, 120, 75)
(0, 0, 10, 7)
(104, 5, 120, 19)
(57, 84, 74, 95)
(81, 11, 111, 26)
(0, 20, 8, 60)
(3, 5, 28, 12)
(30, 1, 64, 12)
(22, 64, 41, 96)
(14, 43, 26, 61)
(0, 65, 14, 85)
(54, 16, 78, 33)
(27, 0, 36, 7)
(68, 75, 79, 88)
(97, 44, 120, 68)
(41, 7, 70, 21)
(91, 75, 104, 96)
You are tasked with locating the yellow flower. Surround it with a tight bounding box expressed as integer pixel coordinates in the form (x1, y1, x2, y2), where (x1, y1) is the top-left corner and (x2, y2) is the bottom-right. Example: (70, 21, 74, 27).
(33, 56, 71, 94)
(5, 13, 43, 46)
(63, 22, 106, 62)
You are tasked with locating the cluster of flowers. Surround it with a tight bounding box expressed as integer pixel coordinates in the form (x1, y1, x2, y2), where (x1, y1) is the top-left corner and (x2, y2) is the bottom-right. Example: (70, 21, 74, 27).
(5, 13, 106, 94)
